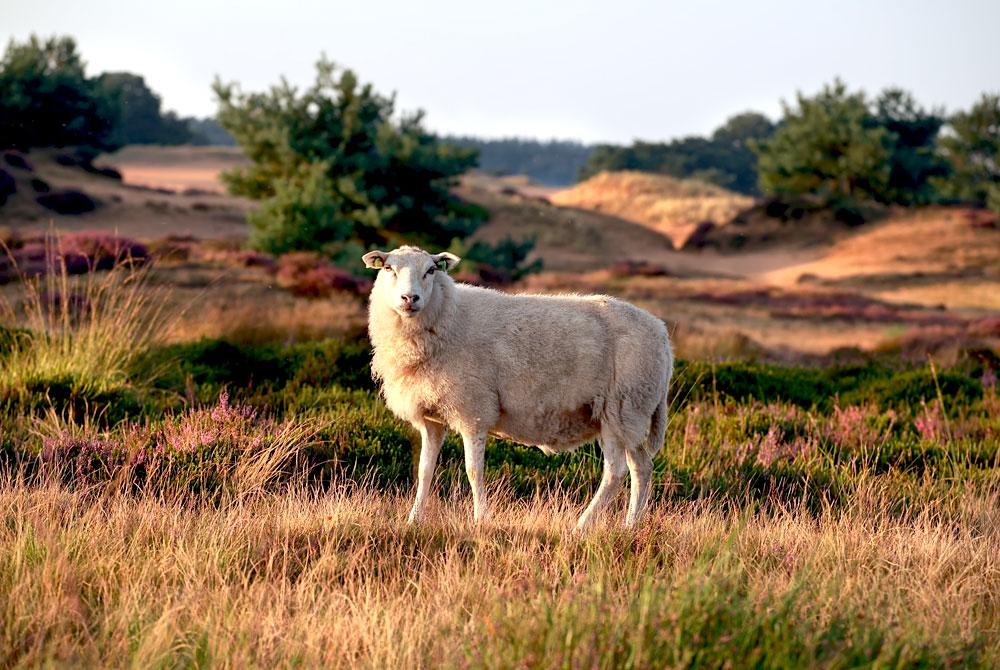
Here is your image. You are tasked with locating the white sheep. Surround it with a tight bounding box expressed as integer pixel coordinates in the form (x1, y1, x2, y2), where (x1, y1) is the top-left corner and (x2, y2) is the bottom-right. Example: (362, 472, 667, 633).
(363, 246, 673, 530)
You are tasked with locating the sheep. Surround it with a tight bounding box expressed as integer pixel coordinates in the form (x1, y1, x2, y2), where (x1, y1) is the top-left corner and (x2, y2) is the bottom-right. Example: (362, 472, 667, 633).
(362, 245, 673, 530)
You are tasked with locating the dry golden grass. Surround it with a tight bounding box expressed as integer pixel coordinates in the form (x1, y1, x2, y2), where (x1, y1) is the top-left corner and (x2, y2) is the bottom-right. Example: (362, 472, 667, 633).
(550, 171, 754, 248)
(759, 207, 1000, 292)
(164, 292, 367, 345)
(3, 478, 998, 668)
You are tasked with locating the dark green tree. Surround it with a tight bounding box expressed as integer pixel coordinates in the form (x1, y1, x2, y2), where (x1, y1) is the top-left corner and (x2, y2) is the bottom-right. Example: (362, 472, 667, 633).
(576, 112, 773, 194)
(753, 80, 890, 204)
(214, 58, 483, 257)
(446, 136, 593, 186)
(711, 112, 775, 146)
(95, 72, 192, 145)
(0, 35, 117, 153)
(186, 117, 236, 146)
(873, 88, 949, 205)
(935, 93, 1000, 212)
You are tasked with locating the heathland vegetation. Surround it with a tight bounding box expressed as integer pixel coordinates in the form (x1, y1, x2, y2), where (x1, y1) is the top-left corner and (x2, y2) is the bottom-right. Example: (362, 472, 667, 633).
(1, 256, 998, 666)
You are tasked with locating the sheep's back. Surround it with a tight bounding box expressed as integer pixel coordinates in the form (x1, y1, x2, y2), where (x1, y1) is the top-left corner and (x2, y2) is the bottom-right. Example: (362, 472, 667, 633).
(453, 286, 670, 424)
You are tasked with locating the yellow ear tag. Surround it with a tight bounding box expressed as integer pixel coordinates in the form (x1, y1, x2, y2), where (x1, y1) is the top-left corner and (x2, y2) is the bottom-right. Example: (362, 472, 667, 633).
(372, 257, 384, 269)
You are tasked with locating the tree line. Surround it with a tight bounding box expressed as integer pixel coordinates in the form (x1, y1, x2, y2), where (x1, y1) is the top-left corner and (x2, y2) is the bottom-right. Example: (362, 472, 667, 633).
(0, 35, 232, 157)
(581, 82, 999, 213)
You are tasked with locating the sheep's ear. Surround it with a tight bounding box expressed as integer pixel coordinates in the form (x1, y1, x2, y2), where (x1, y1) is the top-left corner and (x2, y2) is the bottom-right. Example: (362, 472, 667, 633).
(362, 250, 388, 269)
(432, 252, 460, 272)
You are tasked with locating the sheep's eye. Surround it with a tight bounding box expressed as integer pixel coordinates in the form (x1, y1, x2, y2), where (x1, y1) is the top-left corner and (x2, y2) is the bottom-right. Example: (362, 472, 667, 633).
(425, 267, 436, 276)
(383, 265, 394, 274)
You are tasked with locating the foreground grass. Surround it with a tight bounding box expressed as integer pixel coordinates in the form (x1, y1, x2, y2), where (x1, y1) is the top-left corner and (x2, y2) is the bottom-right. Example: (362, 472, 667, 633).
(3, 478, 998, 668)
(3, 253, 999, 667)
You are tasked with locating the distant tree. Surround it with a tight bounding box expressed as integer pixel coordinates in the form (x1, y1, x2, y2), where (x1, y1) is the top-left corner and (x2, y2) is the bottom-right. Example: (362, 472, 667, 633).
(576, 112, 773, 194)
(711, 112, 775, 146)
(447, 136, 593, 186)
(873, 88, 949, 205)
(0, 35, 117, 154)
(214, 58, 485, 257)
(185, 117, 236, 146)
(935, 93, 1000, 212)
(754, 80, 890, 204)
(95, 72, 192, 145)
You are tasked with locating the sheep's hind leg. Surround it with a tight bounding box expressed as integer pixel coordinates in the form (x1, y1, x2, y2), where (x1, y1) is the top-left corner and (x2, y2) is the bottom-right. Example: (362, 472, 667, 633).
(408, 420, 446, 523)
(461, 429, 489, 522)
(575, 427, 627, 532)
(624, 447, 653, 527)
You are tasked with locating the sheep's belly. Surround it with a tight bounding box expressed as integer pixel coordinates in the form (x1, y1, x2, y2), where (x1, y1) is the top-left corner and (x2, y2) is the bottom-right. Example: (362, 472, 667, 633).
(492, 405, 599, 454)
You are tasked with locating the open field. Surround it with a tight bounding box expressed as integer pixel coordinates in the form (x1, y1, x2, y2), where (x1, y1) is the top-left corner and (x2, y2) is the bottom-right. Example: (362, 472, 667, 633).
(4, 473, 999, 668)
(2, 146, 999, 667)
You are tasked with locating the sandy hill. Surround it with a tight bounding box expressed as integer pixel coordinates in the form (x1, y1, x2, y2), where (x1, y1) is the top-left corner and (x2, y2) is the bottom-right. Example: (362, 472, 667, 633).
(549, 171, 753, 248)
(0, 148, 251, 239)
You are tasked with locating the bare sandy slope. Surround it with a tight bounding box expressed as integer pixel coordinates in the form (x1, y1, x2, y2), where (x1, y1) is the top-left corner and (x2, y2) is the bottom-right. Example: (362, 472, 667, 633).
(549, 171, 753, 248)
(109, 145, 248, 193)
(1, 148, 252, 239)
(459, 173, 999, 358)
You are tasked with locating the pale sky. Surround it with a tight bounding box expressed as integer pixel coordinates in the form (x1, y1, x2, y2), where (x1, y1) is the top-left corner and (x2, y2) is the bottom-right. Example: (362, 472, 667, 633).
(3, 0, 999, 143)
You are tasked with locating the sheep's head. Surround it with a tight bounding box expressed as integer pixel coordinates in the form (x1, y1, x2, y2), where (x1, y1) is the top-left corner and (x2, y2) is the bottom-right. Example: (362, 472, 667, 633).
(362, 246, 460, 318)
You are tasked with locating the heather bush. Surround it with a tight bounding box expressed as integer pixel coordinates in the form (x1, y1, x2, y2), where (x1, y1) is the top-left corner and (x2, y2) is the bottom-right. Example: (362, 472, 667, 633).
(34, 391, 318, 500)
(1, 232, 148, 282)
(275, 251, 372, 297)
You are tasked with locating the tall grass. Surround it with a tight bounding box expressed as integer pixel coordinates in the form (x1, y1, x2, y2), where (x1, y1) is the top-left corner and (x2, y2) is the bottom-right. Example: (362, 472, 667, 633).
(1, 479, 997, 668)
(0, 239, 171, 401)
(2, 233, 998, 667)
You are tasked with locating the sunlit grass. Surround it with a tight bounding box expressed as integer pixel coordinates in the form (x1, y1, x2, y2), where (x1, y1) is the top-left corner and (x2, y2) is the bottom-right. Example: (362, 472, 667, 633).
(1, 478, 997, 668)
(0, 244, 171, 400)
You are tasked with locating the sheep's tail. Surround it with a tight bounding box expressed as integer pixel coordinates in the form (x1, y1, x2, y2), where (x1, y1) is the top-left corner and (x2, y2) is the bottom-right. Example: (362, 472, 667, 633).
(645, 387, 669, 457)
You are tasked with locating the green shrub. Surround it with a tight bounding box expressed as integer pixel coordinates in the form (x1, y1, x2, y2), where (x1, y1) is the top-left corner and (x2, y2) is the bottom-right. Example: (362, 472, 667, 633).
(214, 58, 483, 257)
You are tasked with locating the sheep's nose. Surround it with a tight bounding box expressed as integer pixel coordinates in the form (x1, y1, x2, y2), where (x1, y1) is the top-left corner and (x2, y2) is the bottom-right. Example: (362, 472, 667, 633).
(401, 293, 420, 305)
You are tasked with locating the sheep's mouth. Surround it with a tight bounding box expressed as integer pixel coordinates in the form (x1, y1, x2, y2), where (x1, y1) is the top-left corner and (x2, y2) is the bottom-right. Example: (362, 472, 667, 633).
(398, 305, 422, 317)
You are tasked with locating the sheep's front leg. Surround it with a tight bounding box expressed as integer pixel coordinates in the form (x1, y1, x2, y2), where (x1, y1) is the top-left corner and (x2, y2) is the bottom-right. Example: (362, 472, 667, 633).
(408, 420, 446, 523)
(460, 429, 489, 522)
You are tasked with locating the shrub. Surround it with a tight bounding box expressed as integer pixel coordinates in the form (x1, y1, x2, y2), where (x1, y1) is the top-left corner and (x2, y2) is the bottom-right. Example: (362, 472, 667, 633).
(37, 391, 318, 499)
(1, 233, 148, 282)
(0, 168, 14, 205)
(275, 251, 371, 297)
(35, 189, 97, 215)
(0, 35, 119, 153)
(935, 93, 1000, 209)
(215, 57, 483, 256)
(2, 150, 33, 171)
(447, 236, 541, 285)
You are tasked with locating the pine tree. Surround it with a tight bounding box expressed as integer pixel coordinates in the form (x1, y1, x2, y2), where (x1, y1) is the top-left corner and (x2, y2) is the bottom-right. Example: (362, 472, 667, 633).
(935, 93, 1000, 211)
(214, 58, 482, 258)
(753, 80, 890, 205)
